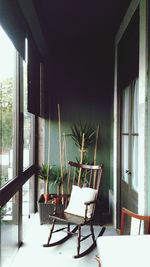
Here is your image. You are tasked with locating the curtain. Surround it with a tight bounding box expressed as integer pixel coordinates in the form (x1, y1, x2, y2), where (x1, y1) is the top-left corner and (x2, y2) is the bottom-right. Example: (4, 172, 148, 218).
(0, 0, 47, 118)
(0, 0, 26, 59)
(131, 78, 139, 191)
(132, 79, 139, 134)
(121, 85, 130, 183)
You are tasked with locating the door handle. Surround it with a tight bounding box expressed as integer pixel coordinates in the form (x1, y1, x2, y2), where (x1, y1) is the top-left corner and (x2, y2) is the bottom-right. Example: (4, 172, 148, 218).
(125, 170, 131, 175)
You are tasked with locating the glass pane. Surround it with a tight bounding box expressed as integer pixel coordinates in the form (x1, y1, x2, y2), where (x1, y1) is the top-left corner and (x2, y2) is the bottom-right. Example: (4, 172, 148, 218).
(0, 26, 17, 187)
(131, 79, 139, 134)
(22, 176, 35, 239)
(121, 135, 129, 183)
(23, 56, 33, 170)
(131, 136, 138, 191)
(122, 86, 130, 133)
(22, 180, 30, 238)
(0, 193, 19, 267)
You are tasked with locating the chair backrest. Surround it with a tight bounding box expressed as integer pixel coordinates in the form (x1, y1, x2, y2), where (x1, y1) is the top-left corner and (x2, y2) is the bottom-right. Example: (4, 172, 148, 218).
(63, 161, 103, 218)
(120, 208, 150, 235)
(67, 161, 103, 193)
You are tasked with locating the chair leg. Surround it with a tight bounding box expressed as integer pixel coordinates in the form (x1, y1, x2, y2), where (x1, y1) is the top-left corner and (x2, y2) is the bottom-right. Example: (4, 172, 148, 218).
(77, 226, 81, 256)
(67, 223, 70, 235)
(90, 220, 95, 242)
(47, 219, 56, 245)
(74, 226, 106, 259)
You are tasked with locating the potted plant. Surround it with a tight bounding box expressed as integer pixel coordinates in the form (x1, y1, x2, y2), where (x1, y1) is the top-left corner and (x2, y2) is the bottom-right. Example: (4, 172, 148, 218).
(38, 163, 55, 203)
(38, 164, 67, 224)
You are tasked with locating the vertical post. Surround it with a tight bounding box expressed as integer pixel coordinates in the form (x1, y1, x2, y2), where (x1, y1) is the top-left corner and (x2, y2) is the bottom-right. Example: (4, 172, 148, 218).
(47, 116, 51, 167)
(58, 104, 64, 199)
(94, 125, 99, 165)
(93, 125, 99, 188)
(138, 0, 148, 214)
(45, 116, 51, 202)
(78, 133, 85, 187)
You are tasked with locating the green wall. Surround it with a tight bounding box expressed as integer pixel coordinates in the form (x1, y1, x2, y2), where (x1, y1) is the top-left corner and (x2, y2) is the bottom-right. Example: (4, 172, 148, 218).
(44, 86, 113, 205)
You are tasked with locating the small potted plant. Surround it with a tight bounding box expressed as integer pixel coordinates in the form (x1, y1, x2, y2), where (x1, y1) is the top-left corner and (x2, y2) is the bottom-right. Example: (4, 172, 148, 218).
(38, 163, 55, 203)
(38, 164, 66, 224)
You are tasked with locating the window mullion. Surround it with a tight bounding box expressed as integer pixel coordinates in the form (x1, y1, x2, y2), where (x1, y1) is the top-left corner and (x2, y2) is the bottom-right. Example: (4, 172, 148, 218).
(18, 54, 24, 246)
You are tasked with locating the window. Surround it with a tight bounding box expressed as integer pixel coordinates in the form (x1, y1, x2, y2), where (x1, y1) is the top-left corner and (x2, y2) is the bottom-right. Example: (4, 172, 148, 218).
(0, 26, 18, 187)
(0, 27, 36, 267)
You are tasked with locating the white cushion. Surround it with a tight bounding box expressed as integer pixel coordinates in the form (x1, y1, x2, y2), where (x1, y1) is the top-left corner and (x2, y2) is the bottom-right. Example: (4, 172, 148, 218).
(64, 185, 98, 218)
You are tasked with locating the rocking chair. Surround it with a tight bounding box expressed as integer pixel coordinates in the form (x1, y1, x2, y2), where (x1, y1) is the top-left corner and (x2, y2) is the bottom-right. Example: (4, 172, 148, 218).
(43, 161, 105, 258)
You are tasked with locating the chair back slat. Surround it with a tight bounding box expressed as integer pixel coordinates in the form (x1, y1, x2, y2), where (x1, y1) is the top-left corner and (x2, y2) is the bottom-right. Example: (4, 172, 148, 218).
(72, 167, 76, 186)
(96, 167, 103, 190)
(93, 170, 96, 189)
(67, 165, 71, 194)
(83, 169, 88, 186)
(89, 169, 93, 188)
(130, 217, 142, 235)
(67, 161, 103, 191)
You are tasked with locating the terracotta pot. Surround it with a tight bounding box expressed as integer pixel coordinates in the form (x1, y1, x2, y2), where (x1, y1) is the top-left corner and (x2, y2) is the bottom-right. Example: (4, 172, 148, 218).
(44, 193, 50, 203)
(53, 196, 58, 205)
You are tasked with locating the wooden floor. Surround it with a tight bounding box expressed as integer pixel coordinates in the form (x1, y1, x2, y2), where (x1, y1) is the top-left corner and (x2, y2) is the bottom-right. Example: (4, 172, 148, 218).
(10, 213, 117, 267)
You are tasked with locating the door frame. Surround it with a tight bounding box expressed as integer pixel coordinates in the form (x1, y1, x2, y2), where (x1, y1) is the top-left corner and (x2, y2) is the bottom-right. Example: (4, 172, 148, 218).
(113, 0, 148, 227)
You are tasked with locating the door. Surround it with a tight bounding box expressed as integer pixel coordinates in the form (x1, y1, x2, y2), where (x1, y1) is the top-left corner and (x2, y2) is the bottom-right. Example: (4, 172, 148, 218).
(121, 79, 138, 212)
(114, 0, 148, 228)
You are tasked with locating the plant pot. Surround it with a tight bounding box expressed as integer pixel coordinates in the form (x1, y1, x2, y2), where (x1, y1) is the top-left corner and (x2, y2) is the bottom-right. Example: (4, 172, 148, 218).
(37, 194, 64, 224)
(44, 193, 50, 203)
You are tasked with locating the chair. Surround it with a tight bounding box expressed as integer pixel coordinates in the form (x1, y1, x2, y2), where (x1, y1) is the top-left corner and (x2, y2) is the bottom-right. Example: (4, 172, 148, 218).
(120, 207, 150, 235)
(43, 161, 105, 258)
(96, 207, 150, 267)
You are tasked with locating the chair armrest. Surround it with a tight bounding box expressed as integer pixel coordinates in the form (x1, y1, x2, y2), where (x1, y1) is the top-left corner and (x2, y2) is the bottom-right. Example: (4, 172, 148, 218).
(84, 200, 96, 221)
(84, 200, 96, 206)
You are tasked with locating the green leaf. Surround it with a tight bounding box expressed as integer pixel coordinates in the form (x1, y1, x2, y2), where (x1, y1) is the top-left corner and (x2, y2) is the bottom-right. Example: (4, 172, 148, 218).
(70, 122, 96, 150)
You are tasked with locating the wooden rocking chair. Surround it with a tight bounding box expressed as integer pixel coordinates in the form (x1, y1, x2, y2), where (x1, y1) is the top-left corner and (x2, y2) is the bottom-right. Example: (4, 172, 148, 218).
(43, 161, 105, 258)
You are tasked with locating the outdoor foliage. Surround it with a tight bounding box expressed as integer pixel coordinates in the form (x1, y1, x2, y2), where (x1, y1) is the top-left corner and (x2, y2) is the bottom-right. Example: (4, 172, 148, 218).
(0, 77, 13, 149)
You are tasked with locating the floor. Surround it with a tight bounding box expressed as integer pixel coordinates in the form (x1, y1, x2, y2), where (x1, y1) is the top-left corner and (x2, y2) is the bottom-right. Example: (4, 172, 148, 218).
(10, 213, 118, 267)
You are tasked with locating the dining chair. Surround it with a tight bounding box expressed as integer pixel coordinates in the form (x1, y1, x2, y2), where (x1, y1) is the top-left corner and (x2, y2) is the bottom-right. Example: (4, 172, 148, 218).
(120, 207, 150, 235)
(96, 207, 150, 267)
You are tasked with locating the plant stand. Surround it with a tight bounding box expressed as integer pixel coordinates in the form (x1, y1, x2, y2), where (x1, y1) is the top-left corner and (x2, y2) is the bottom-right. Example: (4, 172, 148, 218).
(38, 194, 64, 224)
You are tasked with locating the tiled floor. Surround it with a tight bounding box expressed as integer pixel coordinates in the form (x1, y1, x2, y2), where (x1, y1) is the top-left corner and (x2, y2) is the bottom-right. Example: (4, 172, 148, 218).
(10, 213, 117, 267)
